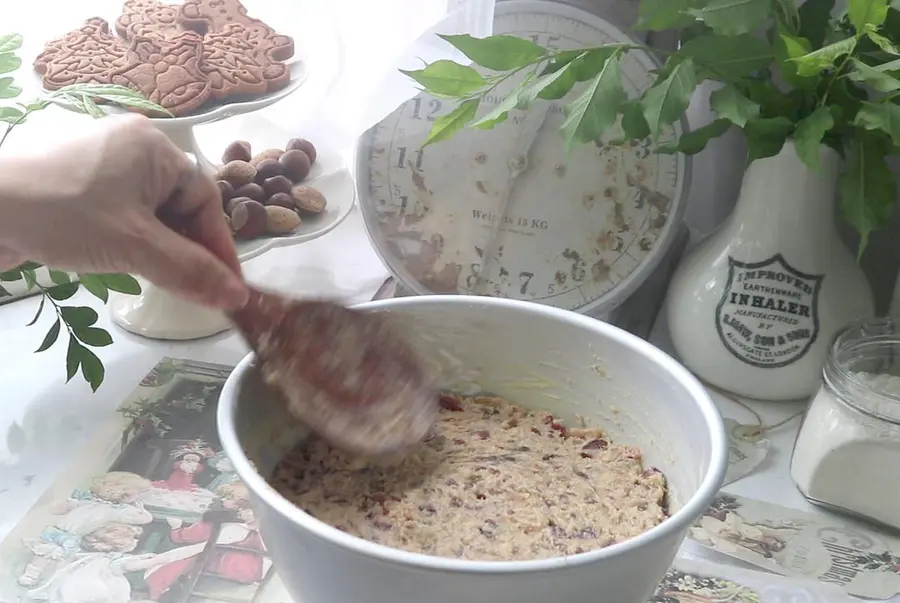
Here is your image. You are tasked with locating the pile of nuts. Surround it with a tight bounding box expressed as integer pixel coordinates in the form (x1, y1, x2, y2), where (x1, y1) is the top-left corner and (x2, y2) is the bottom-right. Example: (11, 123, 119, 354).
(217, 137, 328, 240)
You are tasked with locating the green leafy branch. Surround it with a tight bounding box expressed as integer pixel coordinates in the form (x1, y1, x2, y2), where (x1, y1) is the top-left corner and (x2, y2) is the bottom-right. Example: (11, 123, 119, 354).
(0, 33, 171, 391)
(402, 0, 900, 257)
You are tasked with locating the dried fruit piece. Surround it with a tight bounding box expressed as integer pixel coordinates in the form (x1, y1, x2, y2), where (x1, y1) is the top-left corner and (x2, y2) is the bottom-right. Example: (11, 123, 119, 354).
(250, 148, 283, 167)
(255, 158, 283, 181)
(216, 180, 234, 205)
(217, 160, 256, 187)
(222, 140, 252, 163)
(233, 182, 266, 202)
(230, 199, 268, 239)
(263, 175, 293, 197)
(287, 137, 317, 163)
(266, 204, 302, 234)
(280, 149, 311, 182)
(291, 185, 327, 214)
(266, 191, 295, 209)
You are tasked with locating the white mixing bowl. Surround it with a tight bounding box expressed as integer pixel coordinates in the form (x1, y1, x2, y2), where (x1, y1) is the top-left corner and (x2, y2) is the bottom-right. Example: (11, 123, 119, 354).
(218, 296, 727, 603)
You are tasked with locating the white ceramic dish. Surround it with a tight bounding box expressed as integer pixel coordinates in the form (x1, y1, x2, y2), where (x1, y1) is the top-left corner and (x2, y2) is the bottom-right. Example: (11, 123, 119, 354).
(217, 296, 728, 603)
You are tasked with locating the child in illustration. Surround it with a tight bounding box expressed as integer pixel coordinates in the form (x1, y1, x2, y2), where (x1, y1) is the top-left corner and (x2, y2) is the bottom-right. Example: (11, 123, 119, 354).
(143, 483, 268, 599)
(26, 522, 170, 603)
(18, 472, 153, 587)
(152, 453, 205, 492)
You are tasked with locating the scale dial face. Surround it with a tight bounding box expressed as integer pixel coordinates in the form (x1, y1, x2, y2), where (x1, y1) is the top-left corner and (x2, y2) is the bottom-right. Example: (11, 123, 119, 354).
(357, 0, 687, 313)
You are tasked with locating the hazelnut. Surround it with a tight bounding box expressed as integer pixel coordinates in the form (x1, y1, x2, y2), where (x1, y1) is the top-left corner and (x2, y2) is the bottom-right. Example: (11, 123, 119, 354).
(286, 137, 317, 163)
(230, 199, 268, 239)
(255, 158, 283, 182)
(249, 148, 283, 167)
(216, 180, 234, 205)
(222, 140, 252, 163)
(266, 191, 295, 209)
(224, 195, 252, 216)
(263, 175, 293, 197)
(266, 205, 302, 234)
(280, 149, 311, 182)
(216, 161, 256, 187)
(290, 185, 327, 214)
(233, 182, 266, 202)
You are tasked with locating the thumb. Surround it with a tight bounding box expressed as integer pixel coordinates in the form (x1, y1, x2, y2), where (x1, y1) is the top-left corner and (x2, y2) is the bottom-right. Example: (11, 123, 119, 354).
(135, 220, 249, 311)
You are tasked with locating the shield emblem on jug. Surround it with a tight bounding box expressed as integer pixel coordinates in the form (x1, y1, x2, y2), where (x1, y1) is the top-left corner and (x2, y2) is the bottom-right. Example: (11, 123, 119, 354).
(715, 254, 824, 369)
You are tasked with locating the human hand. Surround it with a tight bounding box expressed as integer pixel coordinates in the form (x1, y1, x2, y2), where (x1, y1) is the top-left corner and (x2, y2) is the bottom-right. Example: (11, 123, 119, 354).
(0, 114, 248, 310)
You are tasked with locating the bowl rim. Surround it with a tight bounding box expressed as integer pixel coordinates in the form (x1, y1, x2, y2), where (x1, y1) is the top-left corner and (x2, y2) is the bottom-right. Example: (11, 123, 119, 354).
(217, 295, 728, 573)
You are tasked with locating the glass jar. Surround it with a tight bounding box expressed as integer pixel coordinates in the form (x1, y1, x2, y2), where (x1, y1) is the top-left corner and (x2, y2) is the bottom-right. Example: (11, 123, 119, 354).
(790, 318, 900, 529)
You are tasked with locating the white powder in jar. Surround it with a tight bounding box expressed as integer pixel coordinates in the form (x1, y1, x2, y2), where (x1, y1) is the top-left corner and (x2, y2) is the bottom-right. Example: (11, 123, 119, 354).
(790, 371, 900, 528)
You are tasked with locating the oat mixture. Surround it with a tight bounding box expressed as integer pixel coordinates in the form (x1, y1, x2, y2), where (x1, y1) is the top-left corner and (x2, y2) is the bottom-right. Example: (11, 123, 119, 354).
(270, 393, 668, 561)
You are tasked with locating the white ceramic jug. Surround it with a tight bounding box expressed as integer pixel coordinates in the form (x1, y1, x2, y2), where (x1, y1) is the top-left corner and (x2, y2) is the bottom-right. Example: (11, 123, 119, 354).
(666, 141, 874, 401)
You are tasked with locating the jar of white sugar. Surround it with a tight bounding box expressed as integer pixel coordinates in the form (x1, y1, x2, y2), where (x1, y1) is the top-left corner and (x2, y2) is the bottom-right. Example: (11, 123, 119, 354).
(791, 318, 900, 529)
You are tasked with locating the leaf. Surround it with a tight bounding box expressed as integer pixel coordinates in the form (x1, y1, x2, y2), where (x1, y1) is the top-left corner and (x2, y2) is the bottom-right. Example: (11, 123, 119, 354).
(0, 53, 21, 75)
(849, 0, 889, 30)
(794, 106, 835, 169)
(65, 338, 82, 383)
(840, 133, 896, 257)
(641, 59, 697, 143)
(561, 54, 627, 155)
(572, 47, 621, 82)
(677, 34, 773, 80)
(0, 268, 21, 282)
(438, 34, 546, 70)
(60, 306, 99, 328)
(774, 30, 817, 87)
(635, 0, 698, 31)
(710, 85, 760, 126)
(793, 37, 858, 77)
(620, 102, 652, 140)
(47, 282, 79, 301)
(865, 28, 900, 54)
(0, 34, 23, 53)
(471, 94, 519, 129)
(74, 326, 113, 347)
(98, 273, 141, 295)
(0, 77, 21, 99)
(742, 116, 795, 160)
(658, 118, 731, 154)
(798, 0, 836, 48)
(518, 63, 578, 106)
(776, 0, 801, 32)
(22, 268, 37, 290)
(688, 0, 773, 36)
(27, 296, 45, 327)
(853, 101, 900, 146)
(35, 319, 60, 353)
(79, 346, 105, 392)
(56, 84, 172, 117)
(0, 283, 8, 297)
(848, 59, 900, 91)
(423, 98, 479, 146)
(48, 270, 70, 285)
(540, 50, 582, 75)
(79, 94, 104, 118)
(537, 63, 578, 100)
(0, 106, 23, 123)
(400, 61, 486, 98)
(77, 274, 109, 302)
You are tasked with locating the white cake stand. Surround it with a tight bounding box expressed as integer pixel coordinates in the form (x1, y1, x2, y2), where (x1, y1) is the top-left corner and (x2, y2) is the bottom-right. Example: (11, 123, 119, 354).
(103, 0, 350, 341)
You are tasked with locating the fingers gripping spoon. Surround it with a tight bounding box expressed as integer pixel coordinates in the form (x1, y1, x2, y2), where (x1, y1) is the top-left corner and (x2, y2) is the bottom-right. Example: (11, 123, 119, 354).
(228, 287, 440, 455)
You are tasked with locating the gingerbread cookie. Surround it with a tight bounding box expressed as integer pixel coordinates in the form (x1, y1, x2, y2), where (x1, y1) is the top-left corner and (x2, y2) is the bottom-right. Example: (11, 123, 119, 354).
(200, 23, 290, 100)
(110, 31, 212, 116)
(34, 18, 130, 90)
(116, 0, 188, 40)
(179, 0, 294, 61)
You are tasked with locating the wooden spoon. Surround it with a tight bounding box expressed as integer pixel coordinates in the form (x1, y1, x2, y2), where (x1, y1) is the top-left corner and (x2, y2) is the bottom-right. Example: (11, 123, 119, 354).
(228, 287, 440, 455)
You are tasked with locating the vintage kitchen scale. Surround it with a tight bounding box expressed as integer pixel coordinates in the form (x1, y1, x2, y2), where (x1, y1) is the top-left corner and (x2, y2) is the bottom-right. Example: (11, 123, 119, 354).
(356, 0, 691, 339)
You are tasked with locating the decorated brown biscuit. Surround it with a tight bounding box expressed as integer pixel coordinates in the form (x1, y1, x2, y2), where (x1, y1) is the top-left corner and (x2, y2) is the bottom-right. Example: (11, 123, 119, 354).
(110, 31, 212, 116)
(200, 23, 290, 100)
(179, 0, 294, 61)
(34, 18, 130, 90)
(116, 0, 188, 40)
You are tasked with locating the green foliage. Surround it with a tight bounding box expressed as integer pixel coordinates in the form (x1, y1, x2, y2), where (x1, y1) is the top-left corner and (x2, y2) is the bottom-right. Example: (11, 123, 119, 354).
(0, 33, 170, 391)
(402, 0, 900, 257)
